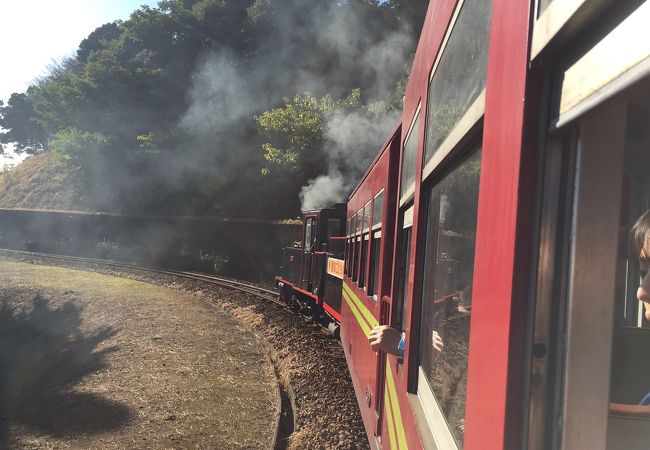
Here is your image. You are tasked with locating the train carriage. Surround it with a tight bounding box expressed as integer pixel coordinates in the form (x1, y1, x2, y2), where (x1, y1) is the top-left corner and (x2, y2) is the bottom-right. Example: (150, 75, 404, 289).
(338, 0, 650, 449)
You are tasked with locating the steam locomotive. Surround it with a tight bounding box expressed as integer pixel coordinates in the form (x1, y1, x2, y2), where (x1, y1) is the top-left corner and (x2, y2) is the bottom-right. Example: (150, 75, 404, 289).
(277, 0, 650, 449)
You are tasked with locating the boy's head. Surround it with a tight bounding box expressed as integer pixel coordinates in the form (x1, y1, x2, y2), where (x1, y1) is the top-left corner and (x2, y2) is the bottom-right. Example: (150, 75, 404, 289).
(630, 210, 650, 319)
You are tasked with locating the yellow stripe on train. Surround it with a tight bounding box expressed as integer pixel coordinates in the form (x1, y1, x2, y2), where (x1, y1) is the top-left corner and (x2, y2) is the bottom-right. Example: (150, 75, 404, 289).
(385, 364, 408, 449)
(342, 289, 372, 337)
(384, 387, 399, 450)
(342, 281, 378, 329)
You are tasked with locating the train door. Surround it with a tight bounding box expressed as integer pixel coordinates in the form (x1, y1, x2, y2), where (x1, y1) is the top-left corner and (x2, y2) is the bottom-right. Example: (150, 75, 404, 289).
(527, 4, 650, 445)
(301, 214, 317, 291)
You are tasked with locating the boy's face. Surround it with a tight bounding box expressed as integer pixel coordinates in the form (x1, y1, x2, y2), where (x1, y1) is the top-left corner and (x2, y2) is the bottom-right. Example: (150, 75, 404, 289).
(638, 241, 650, 320)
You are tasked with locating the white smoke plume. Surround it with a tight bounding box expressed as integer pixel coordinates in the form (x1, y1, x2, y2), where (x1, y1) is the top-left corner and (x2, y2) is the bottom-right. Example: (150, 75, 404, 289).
(300, 171, 348, 211)
(178, 1, 416, 214)
(299, 107, 402, 211)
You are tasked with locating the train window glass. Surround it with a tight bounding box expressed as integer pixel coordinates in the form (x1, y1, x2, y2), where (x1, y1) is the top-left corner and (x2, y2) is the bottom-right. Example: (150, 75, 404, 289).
(304, 218, 314, 252)
(400, 115, 420, 205)
(368, 230, 382, 299)
(352, 236, 361, 281)
(345, 238, 350, 276)
(328, 218, 342, 240)
(359, 233, 369, 289)
(394, 205, 414, 331)
(417, 149, 481, 447)
(373, 191, 384, 229)
(357, 209, 364, 234)
(605, 90, 650, 450)
(363, 202, 371, 232)
(422, 0, 491, 179)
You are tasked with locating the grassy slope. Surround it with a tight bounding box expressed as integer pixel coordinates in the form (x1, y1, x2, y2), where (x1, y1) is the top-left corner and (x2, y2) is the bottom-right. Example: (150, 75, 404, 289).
(0, 152, 93, 211)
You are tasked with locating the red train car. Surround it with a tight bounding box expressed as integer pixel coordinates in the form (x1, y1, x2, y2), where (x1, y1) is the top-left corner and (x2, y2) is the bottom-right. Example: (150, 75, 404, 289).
(339, 0, 650, 449)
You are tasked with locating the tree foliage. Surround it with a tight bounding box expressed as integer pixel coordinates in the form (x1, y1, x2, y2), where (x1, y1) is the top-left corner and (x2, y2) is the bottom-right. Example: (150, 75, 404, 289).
(0, 0, 428, 217)
(256, 90, 361, 177)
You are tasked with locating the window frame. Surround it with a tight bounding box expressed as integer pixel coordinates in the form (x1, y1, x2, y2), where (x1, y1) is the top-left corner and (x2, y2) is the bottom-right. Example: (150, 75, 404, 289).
(400, 105, 421, 208)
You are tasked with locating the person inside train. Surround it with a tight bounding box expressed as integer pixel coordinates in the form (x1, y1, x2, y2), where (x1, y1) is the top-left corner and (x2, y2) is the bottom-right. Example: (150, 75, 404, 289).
(610, 209, 650, 415)
(630, 209, 650, 322)
(368, 324, 444, 358)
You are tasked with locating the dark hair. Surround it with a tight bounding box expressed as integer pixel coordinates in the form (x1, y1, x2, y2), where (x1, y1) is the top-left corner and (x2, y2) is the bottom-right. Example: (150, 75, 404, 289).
(630, 209, 650, 263)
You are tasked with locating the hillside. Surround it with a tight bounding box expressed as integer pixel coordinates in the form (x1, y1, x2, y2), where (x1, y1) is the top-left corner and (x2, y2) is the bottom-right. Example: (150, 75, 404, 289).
(0, 153, 93, 212)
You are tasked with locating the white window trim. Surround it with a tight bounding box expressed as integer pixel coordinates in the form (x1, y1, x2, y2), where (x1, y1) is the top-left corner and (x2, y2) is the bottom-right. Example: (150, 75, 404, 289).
(363, 201, 372, 232)
(403, 205, 415, 229)
(531, 0, 586, 59)
(399, 184, 416, 208)
(372, 189, 384, 229)
(429, 0, 465, 84)
(555, 2, 650, 128)
(416, 367, 459, 450)
(422, 90, 485, 183)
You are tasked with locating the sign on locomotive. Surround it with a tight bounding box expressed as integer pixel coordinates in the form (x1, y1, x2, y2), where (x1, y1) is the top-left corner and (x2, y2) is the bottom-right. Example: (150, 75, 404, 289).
(276, 1, 650, 448)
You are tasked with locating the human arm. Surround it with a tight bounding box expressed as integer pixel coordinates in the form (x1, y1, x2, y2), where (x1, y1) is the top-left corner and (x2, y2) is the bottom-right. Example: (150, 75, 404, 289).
(369, 325, 404, 357)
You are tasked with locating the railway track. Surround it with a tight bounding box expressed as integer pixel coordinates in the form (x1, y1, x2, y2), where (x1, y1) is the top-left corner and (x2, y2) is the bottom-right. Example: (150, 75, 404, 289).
(0, 248, 293, 450)
(0, 249, 284, 305)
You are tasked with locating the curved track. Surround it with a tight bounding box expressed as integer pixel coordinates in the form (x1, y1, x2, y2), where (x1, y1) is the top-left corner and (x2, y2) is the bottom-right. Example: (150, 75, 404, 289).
(0, 249, 292, 450)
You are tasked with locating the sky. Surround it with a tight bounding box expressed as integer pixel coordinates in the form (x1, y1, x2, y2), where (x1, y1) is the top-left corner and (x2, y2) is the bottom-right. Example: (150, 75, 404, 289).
(0, 0, 160, 168)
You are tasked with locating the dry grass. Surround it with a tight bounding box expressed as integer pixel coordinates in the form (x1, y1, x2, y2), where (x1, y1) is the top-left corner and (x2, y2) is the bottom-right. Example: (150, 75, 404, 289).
(0, 260, 279, 449)
(0, 152, 92, 211)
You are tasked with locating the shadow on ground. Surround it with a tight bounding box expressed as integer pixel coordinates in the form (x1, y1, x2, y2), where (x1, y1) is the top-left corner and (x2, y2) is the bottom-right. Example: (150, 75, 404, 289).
(0, 293, 133, 446)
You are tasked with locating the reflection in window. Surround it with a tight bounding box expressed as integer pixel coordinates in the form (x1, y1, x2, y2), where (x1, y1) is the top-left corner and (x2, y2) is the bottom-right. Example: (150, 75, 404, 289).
(419, 150, 481, 447)
(360, 234, 369, 288)
(424, 0, 491, 169)
(373, 191, 384, 228)
(401, 117, 420, 201)
(304, 218, 314, 252)
(395, 206, 414, 331)
(369, 231, 381, 298)
(364, 202, 371, 231)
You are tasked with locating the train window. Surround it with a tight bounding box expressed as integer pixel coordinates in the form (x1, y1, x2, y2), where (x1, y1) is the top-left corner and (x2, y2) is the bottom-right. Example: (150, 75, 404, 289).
(368, 230, 382, 299)
(345, 219, 351, 276)
(304, 217, 314, 252)
(422, 0, 491, 180)
(359, 233, 369, 289)
(540, 82, 650, 450)
(363, 202, 371, 233)
(356, 208, 363, 234)
(353, 236, 360, 282)
(345, 238, 350, 276)
(394, 205, 414, 332)
(605, 90, 650, 450)
(400, 114, 420, 205)
(538, 0, 554, 16)
(417, 149, 481, 448)
(327, 218, 342, 240)
(372, 191, 384, 229)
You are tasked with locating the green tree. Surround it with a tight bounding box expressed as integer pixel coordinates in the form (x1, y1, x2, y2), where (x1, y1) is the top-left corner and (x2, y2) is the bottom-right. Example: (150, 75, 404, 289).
(256, 90, 361, 178)
(0, 94, 47, 154)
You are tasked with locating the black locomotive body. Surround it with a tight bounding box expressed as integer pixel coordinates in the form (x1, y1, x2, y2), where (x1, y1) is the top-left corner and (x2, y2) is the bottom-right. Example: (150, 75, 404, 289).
(275, 203, 346, 331)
